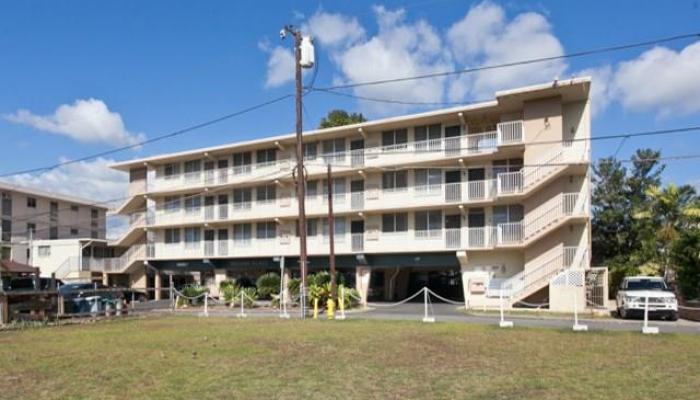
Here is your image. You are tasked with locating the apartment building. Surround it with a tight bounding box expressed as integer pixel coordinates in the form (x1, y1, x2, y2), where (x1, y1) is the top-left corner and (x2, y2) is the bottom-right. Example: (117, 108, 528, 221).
(100, 78, 593, 310)
(0, 182, 108, 267)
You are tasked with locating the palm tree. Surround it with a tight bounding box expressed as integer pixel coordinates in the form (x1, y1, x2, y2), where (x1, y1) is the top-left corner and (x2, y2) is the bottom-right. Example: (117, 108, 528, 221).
(635, 183, 700, 296)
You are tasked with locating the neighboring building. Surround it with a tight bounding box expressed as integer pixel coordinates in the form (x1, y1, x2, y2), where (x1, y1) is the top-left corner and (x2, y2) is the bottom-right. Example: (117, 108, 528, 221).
(0, 182, 108, 266)
(98, 78, 593, 310)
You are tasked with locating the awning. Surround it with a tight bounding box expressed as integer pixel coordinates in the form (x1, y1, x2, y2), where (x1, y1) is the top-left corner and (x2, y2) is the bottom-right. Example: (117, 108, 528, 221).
(0, 260, 40, 275)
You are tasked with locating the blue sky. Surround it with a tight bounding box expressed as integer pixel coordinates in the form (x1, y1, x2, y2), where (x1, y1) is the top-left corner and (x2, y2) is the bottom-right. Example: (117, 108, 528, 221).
(1, 0, 700, 207)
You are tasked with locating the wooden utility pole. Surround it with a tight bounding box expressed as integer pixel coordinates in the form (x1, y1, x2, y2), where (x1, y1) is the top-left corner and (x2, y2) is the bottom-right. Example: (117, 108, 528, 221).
(327, 164, 337, 301)
(283, 26, 309, 318)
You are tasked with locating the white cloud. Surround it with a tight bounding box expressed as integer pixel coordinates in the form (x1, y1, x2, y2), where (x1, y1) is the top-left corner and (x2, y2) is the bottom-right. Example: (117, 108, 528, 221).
(320, 6, 453, 114)
(304, 10, 365, 48)
(259, 42, 295, 88)
(446, 1, 566, 100)
(576, 65, 614, 116)
(611, 41, 700, 117)
(4, 99, 144, 147)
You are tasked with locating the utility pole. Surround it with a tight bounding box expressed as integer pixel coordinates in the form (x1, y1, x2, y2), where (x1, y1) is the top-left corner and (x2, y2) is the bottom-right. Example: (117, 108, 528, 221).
(281, 25, 314, 319)
(327, 164, 337, 301)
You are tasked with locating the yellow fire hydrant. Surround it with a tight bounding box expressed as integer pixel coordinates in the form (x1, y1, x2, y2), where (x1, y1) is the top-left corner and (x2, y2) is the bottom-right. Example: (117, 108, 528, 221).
(326, 298, 335, 320)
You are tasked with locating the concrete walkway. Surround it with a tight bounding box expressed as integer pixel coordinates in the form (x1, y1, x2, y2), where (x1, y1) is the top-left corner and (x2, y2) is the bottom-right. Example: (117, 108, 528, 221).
(156, 301, 700, 335)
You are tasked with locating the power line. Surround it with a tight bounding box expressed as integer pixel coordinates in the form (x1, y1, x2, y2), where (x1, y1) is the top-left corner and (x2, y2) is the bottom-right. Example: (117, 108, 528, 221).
(0, 94, 294, 178)
(314, 32, 700, 91)
(311, 87, 482, 106)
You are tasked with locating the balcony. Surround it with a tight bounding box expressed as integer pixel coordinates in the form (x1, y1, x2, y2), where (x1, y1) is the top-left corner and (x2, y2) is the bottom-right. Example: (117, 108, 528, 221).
(148, 121, 525, 194)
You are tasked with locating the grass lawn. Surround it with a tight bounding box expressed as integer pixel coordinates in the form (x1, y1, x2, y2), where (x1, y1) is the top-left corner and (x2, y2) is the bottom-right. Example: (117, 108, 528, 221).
(0, 316, 698, 400)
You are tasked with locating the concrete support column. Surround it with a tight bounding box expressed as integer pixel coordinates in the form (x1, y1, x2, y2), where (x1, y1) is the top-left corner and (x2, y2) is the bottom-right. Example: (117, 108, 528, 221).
(130, 265, 147, 290)
(102, 273, 109, 286)
(213, 269, 227, 298)
(154, 272, 162, 301)
(355, 266, 371, 306)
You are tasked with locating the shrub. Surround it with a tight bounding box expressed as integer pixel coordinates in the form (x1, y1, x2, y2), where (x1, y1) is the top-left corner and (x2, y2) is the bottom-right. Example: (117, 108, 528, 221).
(256, 272, 281, 299)
(219, 279, 236, 292)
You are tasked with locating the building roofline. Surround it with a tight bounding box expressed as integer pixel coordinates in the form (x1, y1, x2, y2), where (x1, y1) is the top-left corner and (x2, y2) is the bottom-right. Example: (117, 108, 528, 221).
(0, 181, 109, 209)
(110, 77, 591, 171)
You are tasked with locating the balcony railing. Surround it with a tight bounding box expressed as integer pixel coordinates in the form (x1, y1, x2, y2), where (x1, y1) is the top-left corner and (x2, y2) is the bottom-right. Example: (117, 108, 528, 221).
(150, 122, 525, 192)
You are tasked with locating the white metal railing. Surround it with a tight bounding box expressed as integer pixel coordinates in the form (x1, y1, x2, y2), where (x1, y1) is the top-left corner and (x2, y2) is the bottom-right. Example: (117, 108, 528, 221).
(351, 192, 364, 210)
(351, 233, 364, 252)
(497, 120, 524, 144)
(204, 241, 215, 257)
(497, 222, 523, 245)
(445, 183, 462, 202)
(497, 171, 523, 195)
(445, 228, 461, 249)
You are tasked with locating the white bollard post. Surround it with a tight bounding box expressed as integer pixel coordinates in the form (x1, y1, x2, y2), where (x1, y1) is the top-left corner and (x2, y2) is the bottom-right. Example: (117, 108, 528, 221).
(280, 287, 290, 319)
(203, 295, 209, 317)
(237, 290, 247, 318)
(499, 284, 513, 328)
(642, 295, 659, 334)
(336, 286, 347, 320)
(422, 288, 435, 323)
(572, 286, 588, 331)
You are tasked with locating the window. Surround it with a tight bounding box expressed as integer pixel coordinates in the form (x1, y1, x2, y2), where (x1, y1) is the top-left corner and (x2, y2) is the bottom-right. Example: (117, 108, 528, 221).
(415, 210, 442, 232)
(304, 142, 318, 160)
(27, 197, 36, 208)
(306, 180, 318, 197)
(382, 213, 408, 233)
(233, 224, 252, 242)
(165, 228, 181, 244)
(38, 245, 51, 257)
(1, 219, 11, 241)
(1, 192, 11, 216)
(492, 158, 524, 177)
(91, 208, 99, 219)
(71, 205, 79, 212)
(321, 178, 346, 198)
(322, 138, 346, 163)
(296, 218, 318, 237)
(256, 221, 277, 239)
(163, 163, 180, 179)
(184, 196, 202, 213)
(256, 148, 277, 165)
(414, 124, 442, 151)
(256, 185, 277, 203)
(382, 171, 408, 191)
(493, 205, 524, 224)
(91, 230, 99, 239)
(382, 129, 408, 149)
(184, 227, 201, 244)
(70, 228, 79, 236)
(322, 218, 346, 237)
(233, 152, 252, 174)
(184, 160, 201, 173)
(164, 196, 181, 213)
(233, 188, 252, 209)
(26, 223, 36, 237)
(49, 226, 58, 240)
(50, 202, 58, 221)
(414, 169, 442, 189)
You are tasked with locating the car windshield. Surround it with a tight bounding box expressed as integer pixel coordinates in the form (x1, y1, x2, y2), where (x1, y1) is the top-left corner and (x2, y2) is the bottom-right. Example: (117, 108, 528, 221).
(627, 279, 667, 291)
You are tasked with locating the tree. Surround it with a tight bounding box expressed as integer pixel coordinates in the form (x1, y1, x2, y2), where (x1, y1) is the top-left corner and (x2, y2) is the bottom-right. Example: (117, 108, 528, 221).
(591, 149, 665, 292)
(672, 229, 700, 300)
(318, 109, 366, 129)
(635, 183, 700, 296)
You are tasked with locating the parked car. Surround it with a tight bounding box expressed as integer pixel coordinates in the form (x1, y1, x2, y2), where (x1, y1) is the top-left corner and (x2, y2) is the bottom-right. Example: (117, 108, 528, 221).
(616, 276, 678, 321)
(3, 276, 62, 291)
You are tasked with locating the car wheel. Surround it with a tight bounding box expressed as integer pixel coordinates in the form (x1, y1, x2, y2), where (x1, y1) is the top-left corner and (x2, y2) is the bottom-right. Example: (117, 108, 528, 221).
(668, 311, 678, 321)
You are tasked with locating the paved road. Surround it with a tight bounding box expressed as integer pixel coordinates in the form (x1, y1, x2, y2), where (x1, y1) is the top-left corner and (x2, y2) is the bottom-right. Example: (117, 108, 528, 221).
(157, 301, 700, 335)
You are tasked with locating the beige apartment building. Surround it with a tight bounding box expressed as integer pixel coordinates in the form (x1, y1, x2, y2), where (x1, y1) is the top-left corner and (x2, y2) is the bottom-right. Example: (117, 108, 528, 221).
(95, 78, 595, 310)
(0, 182, 108, 271)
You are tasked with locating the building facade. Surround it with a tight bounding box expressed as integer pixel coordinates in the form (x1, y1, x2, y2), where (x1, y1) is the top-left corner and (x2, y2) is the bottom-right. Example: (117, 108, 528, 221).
(102, 78, 593, 309)
(0, 182, 108, 266)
